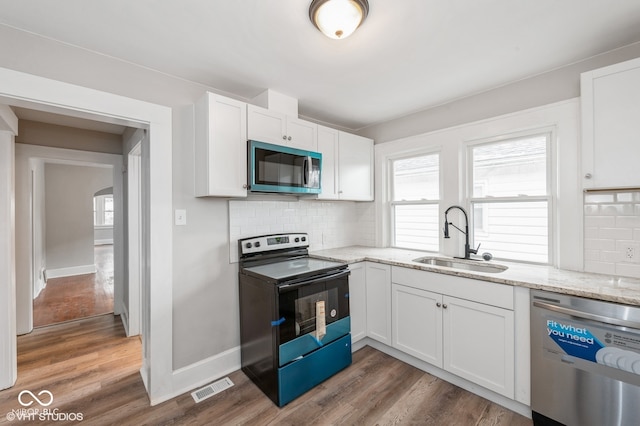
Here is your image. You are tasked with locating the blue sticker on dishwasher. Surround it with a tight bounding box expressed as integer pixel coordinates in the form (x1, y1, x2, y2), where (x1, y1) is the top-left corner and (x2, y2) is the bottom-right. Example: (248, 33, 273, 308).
(546, 319, 604, 362)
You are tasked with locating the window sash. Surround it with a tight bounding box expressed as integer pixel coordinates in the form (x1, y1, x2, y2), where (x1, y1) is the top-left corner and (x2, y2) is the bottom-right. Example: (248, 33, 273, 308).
(467, 131, 552, 264)
(391, 200, 440, 251)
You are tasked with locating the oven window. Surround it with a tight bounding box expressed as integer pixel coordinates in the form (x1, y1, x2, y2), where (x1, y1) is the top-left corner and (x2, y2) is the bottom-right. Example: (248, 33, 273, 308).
(278, 275, 349, 345)
(295, 289, 338, 336)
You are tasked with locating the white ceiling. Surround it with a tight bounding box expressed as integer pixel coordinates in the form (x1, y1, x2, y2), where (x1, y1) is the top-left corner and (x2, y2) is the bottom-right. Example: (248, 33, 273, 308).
(1, 0, 640, 131)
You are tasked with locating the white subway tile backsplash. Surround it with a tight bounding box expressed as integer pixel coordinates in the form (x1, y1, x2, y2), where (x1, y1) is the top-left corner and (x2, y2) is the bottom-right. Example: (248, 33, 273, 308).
(584, 190, 640, 279)
(584, 261, 616, 275)
(228, 198, 373, 263)
(584, 216, 615, 228)
(584, 238, 616, 251)
(598, 227, 633, 240)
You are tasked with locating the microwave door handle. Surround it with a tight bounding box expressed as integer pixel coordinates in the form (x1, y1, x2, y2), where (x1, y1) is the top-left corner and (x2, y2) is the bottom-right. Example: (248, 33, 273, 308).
(303, 156, 311, 187)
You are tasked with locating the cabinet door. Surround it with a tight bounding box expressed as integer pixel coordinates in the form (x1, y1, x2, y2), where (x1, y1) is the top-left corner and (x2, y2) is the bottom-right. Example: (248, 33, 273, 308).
(365, 262, 391, 345)
(194, 92, 247, 197)
(286, 116, 318, 151)
(316, 125, 339, 200)
(392, 284, 443, 367)
(348, 262, 366, 344)
(443, 296, 514, 398)
(247, 104, 286, 145)
(581, 57, 640, 189)
(338, 131, 374, 201)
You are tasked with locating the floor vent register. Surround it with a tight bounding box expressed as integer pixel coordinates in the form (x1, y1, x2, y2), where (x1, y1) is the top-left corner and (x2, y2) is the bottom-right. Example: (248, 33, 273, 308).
(191, 377, 234, 403)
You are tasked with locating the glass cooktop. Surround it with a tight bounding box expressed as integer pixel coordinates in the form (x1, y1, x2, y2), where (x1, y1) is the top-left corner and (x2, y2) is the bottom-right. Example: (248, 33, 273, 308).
(243, 257, 346, 282)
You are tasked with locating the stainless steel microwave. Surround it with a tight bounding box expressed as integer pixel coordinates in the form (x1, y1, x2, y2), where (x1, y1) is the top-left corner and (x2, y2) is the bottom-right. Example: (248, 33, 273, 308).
(248, 140, 322, 194)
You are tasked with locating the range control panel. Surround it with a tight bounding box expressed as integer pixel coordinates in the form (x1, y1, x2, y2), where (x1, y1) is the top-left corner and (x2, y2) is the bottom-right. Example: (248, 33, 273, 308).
(239, 233, 309, 255)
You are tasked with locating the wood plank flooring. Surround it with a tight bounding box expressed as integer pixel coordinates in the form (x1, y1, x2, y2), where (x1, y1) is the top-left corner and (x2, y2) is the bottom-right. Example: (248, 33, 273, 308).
(33, 244, 114, 327)
(0, 315, 533, 425)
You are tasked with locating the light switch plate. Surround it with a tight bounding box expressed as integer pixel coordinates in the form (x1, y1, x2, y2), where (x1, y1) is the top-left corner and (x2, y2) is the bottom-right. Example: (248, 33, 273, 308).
(175, 209, 187, 226)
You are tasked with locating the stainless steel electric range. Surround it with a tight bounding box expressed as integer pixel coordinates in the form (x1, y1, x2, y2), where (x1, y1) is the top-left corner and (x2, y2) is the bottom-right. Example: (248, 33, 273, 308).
(238, 233, 352, 407)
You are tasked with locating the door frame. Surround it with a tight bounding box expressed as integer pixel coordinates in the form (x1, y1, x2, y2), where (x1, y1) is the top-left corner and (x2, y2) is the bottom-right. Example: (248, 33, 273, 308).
(126, 140, 143, 337)
(0, 66, 174, 404)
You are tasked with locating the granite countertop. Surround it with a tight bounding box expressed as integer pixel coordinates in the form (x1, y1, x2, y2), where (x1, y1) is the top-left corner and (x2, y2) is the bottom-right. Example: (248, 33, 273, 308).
(310, 246, 640, 306)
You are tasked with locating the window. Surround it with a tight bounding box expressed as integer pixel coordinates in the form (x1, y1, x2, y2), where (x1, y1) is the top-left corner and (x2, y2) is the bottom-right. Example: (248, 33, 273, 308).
(390, 153, 440, 251)
(469, 133, 551, 263)
(94, 195, 114, 226)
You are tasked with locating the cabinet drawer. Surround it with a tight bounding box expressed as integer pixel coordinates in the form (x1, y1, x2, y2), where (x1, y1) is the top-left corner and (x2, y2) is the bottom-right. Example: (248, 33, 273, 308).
(391, 266, 513, 310)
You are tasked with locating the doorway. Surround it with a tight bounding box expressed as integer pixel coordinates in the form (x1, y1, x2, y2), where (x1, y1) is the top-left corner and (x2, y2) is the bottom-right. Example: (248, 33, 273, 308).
(0, 67, 173, 404)
(31, 165, 116, 328)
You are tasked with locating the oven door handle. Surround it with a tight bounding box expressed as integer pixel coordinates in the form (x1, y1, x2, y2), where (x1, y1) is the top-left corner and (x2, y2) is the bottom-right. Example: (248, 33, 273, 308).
(278, 269, 349, 291)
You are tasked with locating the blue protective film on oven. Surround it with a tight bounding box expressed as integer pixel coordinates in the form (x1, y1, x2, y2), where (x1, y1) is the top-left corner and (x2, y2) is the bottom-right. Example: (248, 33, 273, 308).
(271, 317, 286, 327)
(279, 317, 350, 366)
(278, 333, 352, 407)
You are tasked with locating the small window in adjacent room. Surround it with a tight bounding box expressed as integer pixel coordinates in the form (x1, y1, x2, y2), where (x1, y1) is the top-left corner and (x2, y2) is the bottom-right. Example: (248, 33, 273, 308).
(469, 133, 551, 263)
(94, 194, 114, 226)
(390, 152, 440, 251)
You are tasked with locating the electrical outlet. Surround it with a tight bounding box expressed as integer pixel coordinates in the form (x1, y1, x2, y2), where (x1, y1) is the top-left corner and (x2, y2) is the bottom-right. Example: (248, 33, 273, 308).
(624, 243, 640, 263)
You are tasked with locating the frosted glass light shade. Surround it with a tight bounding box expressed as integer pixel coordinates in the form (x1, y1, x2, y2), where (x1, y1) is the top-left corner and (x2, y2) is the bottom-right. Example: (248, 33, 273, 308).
(309, 0, 369, 40)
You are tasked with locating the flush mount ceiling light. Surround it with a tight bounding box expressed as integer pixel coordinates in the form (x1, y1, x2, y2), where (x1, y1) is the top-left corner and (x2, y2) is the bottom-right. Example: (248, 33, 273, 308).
(309, 0, 369, 40)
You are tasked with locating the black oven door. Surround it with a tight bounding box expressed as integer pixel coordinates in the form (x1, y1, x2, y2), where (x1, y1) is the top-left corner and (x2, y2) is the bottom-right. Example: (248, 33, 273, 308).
(276, 269, 350, 366)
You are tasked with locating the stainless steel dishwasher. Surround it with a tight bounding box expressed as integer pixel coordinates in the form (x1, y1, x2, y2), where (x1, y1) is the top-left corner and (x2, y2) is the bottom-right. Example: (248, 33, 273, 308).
(531, 289, 640, 426)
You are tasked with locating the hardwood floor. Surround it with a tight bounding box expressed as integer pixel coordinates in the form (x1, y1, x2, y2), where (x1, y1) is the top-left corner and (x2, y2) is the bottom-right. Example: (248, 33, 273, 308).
(33, 244, 114, 327)
(0, 314, 532, 425)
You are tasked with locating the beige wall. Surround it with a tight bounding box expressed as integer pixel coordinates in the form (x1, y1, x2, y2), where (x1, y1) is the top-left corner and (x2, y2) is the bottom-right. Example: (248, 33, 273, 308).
(17, 120, 123, 155)
(44, 163, 113, 272)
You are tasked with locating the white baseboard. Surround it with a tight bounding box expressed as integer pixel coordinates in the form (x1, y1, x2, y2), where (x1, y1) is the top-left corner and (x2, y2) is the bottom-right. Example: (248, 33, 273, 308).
(149, 346, 241, 406)
(45, 264, 96, 280)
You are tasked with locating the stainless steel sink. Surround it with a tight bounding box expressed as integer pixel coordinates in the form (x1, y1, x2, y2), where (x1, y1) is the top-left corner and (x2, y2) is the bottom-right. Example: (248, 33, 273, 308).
(412, 256, 508, 273)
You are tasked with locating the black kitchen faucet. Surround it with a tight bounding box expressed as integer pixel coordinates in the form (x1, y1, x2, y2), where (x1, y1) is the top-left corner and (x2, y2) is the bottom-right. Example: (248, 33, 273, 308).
(443, 205, 480, 260)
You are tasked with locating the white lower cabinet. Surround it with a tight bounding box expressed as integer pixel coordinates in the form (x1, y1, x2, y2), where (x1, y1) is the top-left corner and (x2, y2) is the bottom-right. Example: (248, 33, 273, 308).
(392, 284, 443, 366)
(442, 295, 514, 398)
(391, 266, 515, 399)
(365, 262, 392, 345)
(348, 262, 366, 344)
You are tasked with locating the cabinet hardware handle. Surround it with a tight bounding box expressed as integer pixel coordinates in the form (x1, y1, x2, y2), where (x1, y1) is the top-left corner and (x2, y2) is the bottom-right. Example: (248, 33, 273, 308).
(436, 302, 441, 307)
(282, 135, 287, 140)
(585, 173, 592, 179)
(242, 184, 248, 189)
(287, 136, 292, 141)
(443, 304, 448, 309)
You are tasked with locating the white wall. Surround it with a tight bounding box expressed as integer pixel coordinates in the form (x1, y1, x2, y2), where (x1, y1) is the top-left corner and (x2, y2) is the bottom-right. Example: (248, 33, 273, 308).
(360, 42, 640, 144)
(44, 163, 113, 275)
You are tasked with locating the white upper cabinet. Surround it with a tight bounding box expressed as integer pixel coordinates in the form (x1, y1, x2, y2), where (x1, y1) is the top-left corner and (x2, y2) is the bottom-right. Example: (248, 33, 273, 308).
(581, 57, 640, 189)
(317, 128, 374, 201)
(337, 131, 374, 201)
(247, 104, 317, 151)
(194, 92, 247, 198)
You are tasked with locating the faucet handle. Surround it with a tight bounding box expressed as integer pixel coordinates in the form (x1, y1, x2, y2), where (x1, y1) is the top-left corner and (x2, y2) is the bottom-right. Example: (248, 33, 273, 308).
(470, 243, 480, 254)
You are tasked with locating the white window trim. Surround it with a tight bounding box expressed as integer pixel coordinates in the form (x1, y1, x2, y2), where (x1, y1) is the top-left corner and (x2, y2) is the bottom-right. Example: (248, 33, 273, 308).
(463, 126, 557, 265)
(388, 149, 442, 252)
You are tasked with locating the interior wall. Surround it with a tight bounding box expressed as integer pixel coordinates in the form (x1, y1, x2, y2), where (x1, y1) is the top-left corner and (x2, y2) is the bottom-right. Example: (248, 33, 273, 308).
(44, 163, 113, 274)
(359, 42, 640, 143)
(17, 120, 123, 155)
